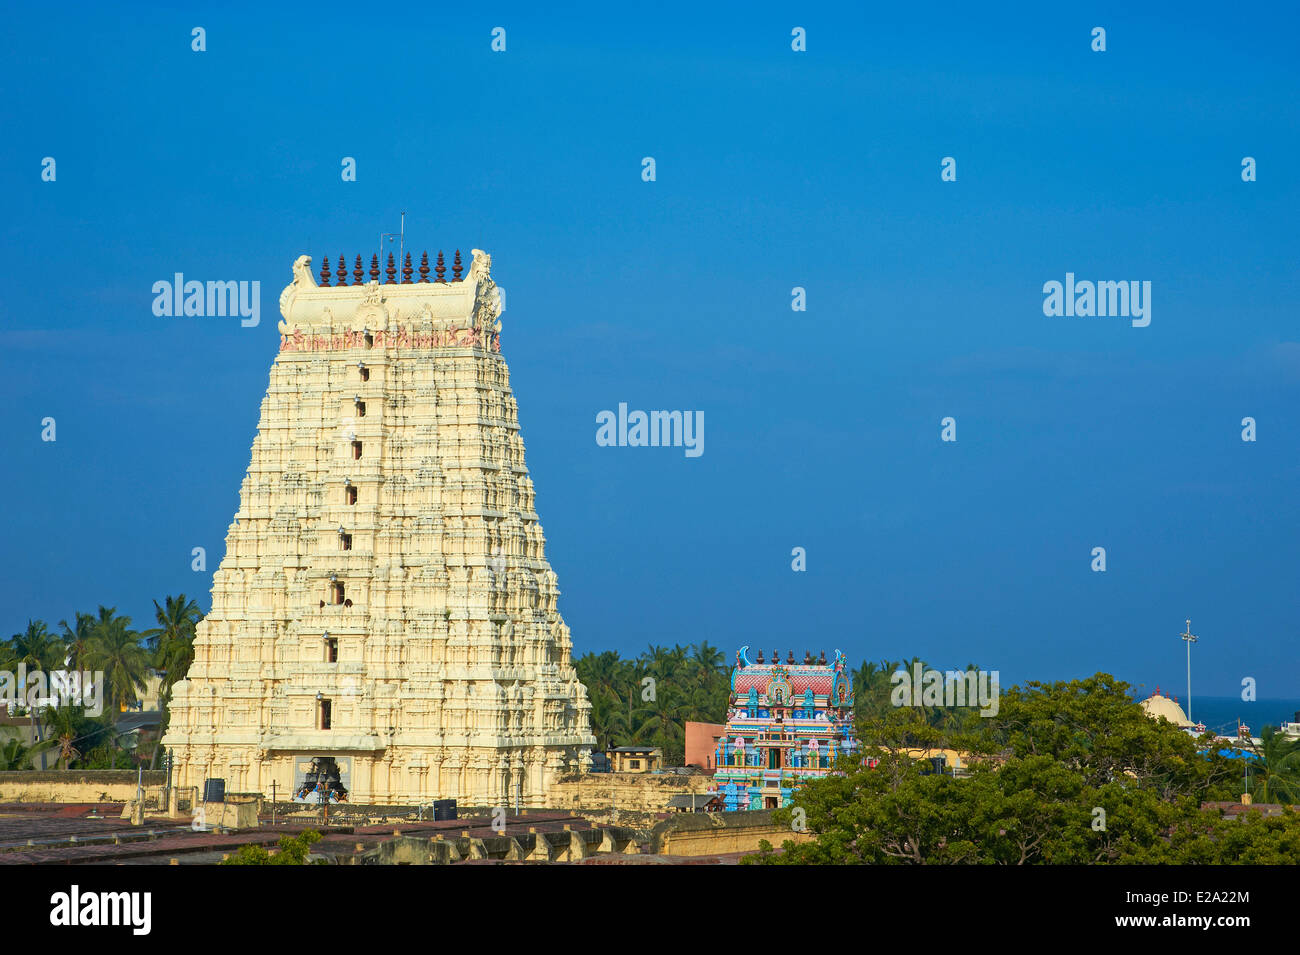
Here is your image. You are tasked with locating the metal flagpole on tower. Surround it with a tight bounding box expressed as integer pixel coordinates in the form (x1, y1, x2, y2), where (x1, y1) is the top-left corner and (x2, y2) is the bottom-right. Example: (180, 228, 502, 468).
(1181, 619, 1198, 724)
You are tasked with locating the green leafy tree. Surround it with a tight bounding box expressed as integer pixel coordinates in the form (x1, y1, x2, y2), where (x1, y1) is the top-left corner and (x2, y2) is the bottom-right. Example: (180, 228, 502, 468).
(747, 674, 1300, 865)
(989, 674, 1240, 802)
(222, 829, 323, 865)
(1149, 805, 1300, 863)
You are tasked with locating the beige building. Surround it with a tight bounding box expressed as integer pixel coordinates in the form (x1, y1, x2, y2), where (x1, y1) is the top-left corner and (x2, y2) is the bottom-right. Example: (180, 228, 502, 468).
(163, 249, 595, 806)
(609, 747, 662, 774)
(122, 670, 163, 712)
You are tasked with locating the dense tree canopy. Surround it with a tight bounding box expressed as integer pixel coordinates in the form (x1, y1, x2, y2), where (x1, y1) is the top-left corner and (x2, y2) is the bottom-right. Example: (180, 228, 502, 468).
(575, 643, 730, 764)
(747, 675, 1300, 864)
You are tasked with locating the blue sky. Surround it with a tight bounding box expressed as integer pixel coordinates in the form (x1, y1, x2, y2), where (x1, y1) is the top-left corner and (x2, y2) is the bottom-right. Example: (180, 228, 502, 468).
(2, 2, 1297, 700)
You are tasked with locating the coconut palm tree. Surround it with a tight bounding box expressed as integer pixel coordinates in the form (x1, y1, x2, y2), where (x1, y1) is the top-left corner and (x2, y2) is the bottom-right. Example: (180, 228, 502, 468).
(8, 620, 61, 768)
(608, 672, 649, 741)
(88, 607, 147, 708)
(691, 641, 724, 669)
(1249, 727, 1300, 805)
(58, 612, 96, 672)
(853, 659, 898, 722)
(0, 738, 33, 771)
(40, 705, 86, 770)
(142, 594, 202, 737)
(87, 608, 147, 768)
(9, 620, 61, 675)
(142, 594, 202, 659)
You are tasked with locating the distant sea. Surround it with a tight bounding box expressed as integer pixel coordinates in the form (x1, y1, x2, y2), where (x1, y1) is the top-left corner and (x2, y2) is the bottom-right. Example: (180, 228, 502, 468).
(1167, 697, 1300, 734)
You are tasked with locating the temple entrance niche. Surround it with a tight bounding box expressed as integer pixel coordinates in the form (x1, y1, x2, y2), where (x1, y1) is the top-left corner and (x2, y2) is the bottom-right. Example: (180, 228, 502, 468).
(293, 755, 351, 803)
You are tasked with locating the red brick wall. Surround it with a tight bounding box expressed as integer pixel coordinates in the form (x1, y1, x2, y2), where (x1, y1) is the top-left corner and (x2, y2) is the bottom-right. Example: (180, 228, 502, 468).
(684, 721, 727, 773)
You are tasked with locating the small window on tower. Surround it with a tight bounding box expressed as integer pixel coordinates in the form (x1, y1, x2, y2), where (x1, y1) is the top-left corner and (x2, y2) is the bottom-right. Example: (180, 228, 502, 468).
(352, 440, 363, 460)
(340, 533, 353, 551)
(359, 366, 370, 382)
(364, 332, 373, 348)
(320, 699, 332, 730)
(356, 401, 366, 417)
(326, 638, 338, 663)
(331, 582, 345, 605)
(345, 485, 358, 505)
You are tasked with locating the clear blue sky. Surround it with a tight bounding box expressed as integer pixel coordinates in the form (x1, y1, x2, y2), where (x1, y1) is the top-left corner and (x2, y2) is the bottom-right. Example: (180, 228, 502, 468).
(2, 2, 1297, 700)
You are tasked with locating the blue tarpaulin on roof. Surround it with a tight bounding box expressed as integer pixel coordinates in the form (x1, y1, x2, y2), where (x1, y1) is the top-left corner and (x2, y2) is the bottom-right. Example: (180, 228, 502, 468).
(1201, 748, 1261, 760)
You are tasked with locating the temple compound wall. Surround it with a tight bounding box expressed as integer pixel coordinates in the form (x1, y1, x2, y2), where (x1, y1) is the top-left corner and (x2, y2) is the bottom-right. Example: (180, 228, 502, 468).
(163, 249, 595, 806)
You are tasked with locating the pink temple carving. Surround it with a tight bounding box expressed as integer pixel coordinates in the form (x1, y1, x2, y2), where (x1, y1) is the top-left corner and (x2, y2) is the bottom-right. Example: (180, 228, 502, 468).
(280, 326, 500, 354)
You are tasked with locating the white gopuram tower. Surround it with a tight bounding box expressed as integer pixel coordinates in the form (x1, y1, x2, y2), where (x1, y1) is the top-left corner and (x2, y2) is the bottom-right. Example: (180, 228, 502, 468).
(164, 248, 595, 807)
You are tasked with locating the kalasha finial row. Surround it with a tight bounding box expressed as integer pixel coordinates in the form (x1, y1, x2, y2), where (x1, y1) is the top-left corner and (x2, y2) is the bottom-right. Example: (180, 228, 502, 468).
(316, 251, 472, 286)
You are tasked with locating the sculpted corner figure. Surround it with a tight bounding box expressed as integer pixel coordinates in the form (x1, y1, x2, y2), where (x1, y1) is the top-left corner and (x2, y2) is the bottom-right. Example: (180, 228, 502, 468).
(468, 249, 492, 283)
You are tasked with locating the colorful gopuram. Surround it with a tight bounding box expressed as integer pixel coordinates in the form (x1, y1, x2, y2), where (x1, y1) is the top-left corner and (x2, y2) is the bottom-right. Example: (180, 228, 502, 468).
(713, 647, 858, 810)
